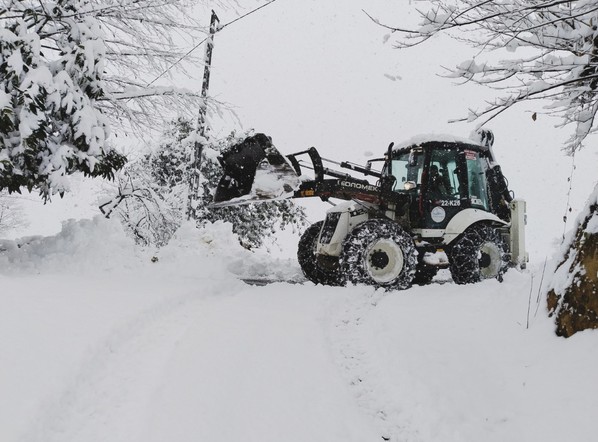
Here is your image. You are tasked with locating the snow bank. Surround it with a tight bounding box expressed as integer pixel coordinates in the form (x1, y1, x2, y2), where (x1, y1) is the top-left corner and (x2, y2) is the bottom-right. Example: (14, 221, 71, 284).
(0, 217, 303, 282)
(157, 220, 304, 283)
(0, 216, 143, 275)
(582, 183, 598, 234)
(547, 182, 598, 296)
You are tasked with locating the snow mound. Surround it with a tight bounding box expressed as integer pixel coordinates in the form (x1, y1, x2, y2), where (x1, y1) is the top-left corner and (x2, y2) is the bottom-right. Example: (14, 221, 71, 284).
(225, 253, 305, 283)
(157, 220, 304, 283)
(158, 220, 243, 262)
(0, 216, 144, 275)
(0, 216, 303, 282)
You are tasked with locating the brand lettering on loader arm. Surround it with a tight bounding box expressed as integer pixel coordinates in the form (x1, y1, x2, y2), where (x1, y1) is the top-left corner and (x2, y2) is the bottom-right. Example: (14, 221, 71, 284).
(340, 181, 379, 192)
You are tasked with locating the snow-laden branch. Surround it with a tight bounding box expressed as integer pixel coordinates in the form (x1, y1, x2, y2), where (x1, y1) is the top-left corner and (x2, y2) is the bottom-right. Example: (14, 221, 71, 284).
(0, 0, 215, 198)
(106, 86, 202, 101)
(388, 0, 598, 153)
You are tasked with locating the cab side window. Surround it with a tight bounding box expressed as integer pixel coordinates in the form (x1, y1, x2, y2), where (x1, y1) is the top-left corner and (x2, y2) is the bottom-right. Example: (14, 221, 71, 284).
(464, 150, 490, 210)
(390, 152, 423, 191)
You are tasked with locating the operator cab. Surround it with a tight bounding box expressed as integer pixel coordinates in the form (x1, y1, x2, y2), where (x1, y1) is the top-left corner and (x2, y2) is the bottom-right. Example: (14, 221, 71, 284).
(385, 140, 493, 230)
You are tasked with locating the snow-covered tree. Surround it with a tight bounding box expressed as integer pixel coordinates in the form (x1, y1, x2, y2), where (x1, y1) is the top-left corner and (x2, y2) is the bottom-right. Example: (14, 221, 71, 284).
(106, 118, 307, 249)
(0, 0, 212, 199)
(100, 159, 179, 247)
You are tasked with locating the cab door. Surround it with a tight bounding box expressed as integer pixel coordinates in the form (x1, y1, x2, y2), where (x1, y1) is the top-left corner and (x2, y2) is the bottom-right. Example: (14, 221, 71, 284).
(421, 148, 464, 229)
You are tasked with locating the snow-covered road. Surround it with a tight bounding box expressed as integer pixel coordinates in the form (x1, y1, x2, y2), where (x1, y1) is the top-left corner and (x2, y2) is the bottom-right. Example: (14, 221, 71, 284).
(2, 219, 598, 442)
(1, 272, 379, 442)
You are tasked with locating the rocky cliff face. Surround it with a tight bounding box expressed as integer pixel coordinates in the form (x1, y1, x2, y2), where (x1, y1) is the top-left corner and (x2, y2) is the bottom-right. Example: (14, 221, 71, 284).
(547, 185, 598, 338)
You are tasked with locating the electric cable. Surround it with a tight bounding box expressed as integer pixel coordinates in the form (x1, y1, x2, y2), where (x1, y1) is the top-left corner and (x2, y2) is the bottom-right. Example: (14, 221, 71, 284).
(145, 0, 279, 88)
(218, 0, 279, 31)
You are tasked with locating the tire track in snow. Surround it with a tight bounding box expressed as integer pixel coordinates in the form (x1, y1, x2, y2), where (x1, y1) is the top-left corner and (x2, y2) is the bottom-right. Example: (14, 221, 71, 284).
(18, 286, 228, 442)
(329, 288, 424, 442)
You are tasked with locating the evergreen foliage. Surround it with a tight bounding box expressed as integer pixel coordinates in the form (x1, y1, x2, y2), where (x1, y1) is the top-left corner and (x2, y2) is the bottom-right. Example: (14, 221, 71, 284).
(0, 0, 207, 199)
(0, 1, 128, 198)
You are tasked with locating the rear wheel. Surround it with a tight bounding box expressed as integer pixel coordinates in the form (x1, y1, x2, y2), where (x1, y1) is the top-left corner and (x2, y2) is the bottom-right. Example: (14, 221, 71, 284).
(449, 224, 509, 284)
(340, 219, 417, 290)
(297, 221, 343, 286)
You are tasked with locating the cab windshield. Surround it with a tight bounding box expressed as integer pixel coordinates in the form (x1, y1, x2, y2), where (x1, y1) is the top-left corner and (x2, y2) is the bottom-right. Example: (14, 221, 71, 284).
(388, 147, 490, 210)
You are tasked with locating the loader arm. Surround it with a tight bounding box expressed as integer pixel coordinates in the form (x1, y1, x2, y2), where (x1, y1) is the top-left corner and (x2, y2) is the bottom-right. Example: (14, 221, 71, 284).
(292, 177, 407, 208)
(211, 133, 408, 210)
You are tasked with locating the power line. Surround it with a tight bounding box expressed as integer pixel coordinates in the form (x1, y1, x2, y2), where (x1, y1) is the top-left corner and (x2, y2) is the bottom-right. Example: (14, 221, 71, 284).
(145, 37, 209, 87)
(219, 0, 278, 31)
(145, 0, 279, 88)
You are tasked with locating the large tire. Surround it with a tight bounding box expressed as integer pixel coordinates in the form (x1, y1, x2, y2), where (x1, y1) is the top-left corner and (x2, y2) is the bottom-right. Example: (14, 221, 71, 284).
(448, 223, 509, 285)
(339, 219, 417, 290)
(297, 221, 343, 286)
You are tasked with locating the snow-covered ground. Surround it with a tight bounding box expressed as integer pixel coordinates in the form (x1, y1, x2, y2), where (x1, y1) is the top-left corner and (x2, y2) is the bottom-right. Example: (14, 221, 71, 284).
(2, 1, 598, 441)
(1, 217, 597, 442)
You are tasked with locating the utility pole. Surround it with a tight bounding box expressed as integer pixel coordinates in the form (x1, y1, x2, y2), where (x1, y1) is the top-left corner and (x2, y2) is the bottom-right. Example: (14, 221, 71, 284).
(187, 9, 220, 221)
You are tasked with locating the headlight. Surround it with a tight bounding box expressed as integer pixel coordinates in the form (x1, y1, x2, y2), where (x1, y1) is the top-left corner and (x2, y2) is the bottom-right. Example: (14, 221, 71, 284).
(404, 181, 417, 190)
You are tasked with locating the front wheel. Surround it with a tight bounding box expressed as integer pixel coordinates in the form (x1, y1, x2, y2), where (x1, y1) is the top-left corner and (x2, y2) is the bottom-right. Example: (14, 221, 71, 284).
(449, 224, 509, 284)
(340, 219, 417, 290)
(297, 221, 343, 286)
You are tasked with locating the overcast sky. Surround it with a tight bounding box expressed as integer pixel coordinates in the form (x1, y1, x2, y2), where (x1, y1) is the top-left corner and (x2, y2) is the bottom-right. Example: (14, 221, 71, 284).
(204, 0, 484, 156)
(199, 0, 596, 257)
(11, 0, 597, 261)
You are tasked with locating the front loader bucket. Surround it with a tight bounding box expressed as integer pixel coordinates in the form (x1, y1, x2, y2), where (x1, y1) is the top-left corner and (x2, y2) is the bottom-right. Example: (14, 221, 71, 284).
(212, 133, 302, 206)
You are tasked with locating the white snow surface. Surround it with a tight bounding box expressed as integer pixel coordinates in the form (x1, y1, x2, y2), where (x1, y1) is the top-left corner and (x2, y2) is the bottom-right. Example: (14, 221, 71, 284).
(582, 183, 598, 234)
(392, 133, 482, 151)
(2, 217, 598, 442)
(546, 182, 598, 295)
(3, 1, 598, 440)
